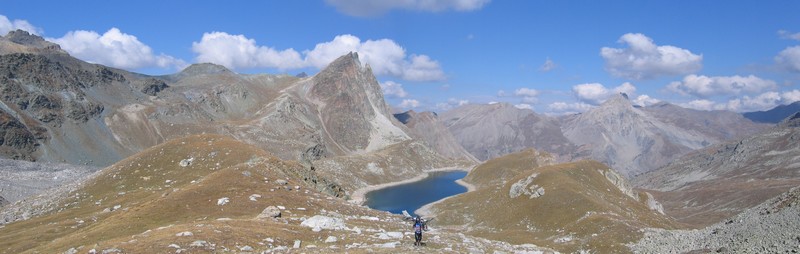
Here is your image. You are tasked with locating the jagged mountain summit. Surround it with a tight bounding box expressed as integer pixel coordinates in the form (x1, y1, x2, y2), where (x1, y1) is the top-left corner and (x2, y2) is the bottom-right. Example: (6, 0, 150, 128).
(440, 102, 578, 162)
(393, 110, 478, 162)
(634, 112, 800, 226)
(743, 100, 800, 123)
(0, 31, 428, 168)
(560, 93, 767, 177)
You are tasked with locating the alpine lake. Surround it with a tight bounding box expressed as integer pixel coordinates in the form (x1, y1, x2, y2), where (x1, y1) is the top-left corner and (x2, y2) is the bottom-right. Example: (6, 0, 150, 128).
(365, 171, 468, 216)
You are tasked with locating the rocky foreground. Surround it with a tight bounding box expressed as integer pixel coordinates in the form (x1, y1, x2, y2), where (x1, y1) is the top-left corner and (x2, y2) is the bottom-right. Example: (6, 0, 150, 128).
(631, 186, 800, 253)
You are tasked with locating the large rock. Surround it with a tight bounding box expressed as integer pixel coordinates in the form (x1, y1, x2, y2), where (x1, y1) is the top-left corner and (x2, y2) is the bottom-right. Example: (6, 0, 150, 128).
(256, 206, 281, 219)
(300, 215, 345, 231)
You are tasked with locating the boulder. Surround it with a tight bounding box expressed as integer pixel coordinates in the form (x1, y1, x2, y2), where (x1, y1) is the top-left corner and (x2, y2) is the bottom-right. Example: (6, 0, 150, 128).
(257, 206, 282, 219)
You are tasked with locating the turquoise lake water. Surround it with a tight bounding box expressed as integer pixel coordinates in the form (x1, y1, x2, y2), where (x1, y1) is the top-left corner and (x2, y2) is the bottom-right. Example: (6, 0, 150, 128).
(364, 171, 467, 216)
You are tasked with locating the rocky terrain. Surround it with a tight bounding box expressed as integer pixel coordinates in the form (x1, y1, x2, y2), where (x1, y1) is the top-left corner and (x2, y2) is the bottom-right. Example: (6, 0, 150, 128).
(393, 110, 478, 162)
(0, 135, 555, 253)
(423, 149, 675, 253)
(440, 103, 578, 162)
(561, 93, 768, 177)
(631, 186, 800, 253)
(634, 112, 800, 226)
(0, 159, 99, 203)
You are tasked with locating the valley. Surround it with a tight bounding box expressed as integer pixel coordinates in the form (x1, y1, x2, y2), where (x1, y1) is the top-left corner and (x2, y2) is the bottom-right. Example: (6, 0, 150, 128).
(1, 29, 799, 253)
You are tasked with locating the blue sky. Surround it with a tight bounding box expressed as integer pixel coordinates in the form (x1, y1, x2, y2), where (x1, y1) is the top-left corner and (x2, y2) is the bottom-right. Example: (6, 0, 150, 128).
(2, 1, 800, 114)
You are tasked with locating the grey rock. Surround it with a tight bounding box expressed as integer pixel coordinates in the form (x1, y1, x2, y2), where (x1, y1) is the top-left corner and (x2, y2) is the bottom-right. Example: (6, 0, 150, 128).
(256, 206, 281, 219)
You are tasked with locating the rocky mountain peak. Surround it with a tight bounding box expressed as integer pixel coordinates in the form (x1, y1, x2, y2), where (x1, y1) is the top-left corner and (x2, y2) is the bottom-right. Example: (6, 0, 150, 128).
(778, 111, 800, 128)
(1, 29, 66, 55)
(178, 63, 232, 76)
(600, 92, 633, 109)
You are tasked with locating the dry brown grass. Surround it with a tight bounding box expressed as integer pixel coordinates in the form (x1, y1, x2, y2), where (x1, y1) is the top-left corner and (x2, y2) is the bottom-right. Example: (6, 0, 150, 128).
(430, 155, 677, 253)
(0, 134, 410, 253)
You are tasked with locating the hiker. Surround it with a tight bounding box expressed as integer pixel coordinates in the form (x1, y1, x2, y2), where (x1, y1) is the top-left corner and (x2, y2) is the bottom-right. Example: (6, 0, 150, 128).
(413, 216, 427, 246)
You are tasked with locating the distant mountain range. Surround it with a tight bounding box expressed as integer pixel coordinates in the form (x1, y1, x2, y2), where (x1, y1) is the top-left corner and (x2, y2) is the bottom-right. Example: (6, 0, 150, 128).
(743, 101, 800, 123)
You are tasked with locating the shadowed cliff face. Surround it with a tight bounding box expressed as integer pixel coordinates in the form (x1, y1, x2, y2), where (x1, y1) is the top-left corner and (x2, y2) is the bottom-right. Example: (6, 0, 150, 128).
(306, 52, 410, 153)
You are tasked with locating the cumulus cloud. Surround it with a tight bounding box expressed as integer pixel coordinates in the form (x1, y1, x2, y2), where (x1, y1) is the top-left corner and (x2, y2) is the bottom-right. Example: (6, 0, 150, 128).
(51, 28, 186, 70)
(601, 33, 702, 80)
(679, 90, 800, 112)
(514, 88, 540, 103)
(539, 57, 556, 72)
(632, 94, 661, 107)
(399, 99, 421, 108)
(666, 74, 777, 98)
(778, 30, 800, 41)
(435, 98, 469, 111)
(303, 34, 445, 81)
(380, 81, 407, 98)
(192, 32, 304, 70)
(0, 15, 42, 35)
(547, 101, 595, 114)
(775, 46, 800, 72)
(192, 33, 445, 81)
(572, 82, 637, 104)
(514, 103, 533, 110)
(325, 0, 490, 17)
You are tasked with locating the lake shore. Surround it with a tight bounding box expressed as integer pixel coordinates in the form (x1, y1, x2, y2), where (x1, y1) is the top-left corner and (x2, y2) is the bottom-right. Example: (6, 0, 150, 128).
(348, 166, 471, 206)
(415, 165, 478, 218)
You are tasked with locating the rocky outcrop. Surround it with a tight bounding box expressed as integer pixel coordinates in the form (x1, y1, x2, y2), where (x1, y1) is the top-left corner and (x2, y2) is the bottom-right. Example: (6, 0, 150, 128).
(137, 78, 169, 96)
(0, 109, 38, 160)
(0, 195, 8, 207)
(305, 52, 410, 153)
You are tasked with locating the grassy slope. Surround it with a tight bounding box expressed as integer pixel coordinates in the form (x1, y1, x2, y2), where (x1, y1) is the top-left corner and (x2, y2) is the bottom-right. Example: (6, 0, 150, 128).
(430, 151, 676, 253)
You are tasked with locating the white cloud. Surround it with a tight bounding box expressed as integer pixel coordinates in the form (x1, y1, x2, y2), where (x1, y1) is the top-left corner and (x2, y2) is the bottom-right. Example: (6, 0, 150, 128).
(192, 32, 304, 70)
(514, 103, 533, 110)
(496, 90, 507, 97)
(601, 33, 702, 79)
(573, 82, 637, 104)
(782, 89, 800, 103)
(399, 99, 421, 108)
(435, 98, 469, 111)
(539, 57, 556, 72)
(547, 101, 595, 114)
(775, 46, 800, 72)
(666, 74, 777, 98)
(514, 87, 540, 103)
(325, 0, 490, 17)
(0, 15, 42, 35)
(51, 28, 186, 70)
(380, 81, 407, 98)
(679, 90, 799, 112)
(304, 34, 445, 81)
(191, 33, 445, 81)
(680, 99, 718, 111)
(632, 94, 660, 107)
(778, 30, 800, 41)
